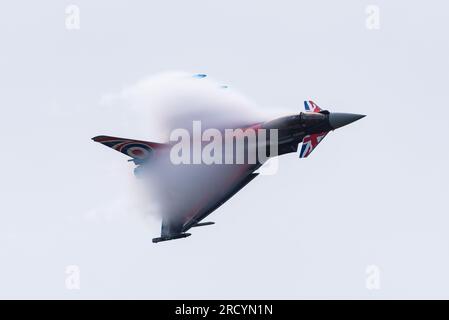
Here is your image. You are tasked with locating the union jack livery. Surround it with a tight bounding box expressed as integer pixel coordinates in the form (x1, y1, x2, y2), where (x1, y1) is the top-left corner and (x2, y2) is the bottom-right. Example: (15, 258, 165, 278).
(299, 100, 328, 158)
(299, 131, 328, 158)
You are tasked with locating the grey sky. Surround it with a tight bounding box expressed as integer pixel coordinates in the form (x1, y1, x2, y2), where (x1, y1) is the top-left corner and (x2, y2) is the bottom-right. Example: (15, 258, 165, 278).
(0, 1, 448, 298)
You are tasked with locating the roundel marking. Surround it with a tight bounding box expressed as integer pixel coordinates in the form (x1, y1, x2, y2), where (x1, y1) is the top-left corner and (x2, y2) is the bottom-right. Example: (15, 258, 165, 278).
(121, 143, 154, 159)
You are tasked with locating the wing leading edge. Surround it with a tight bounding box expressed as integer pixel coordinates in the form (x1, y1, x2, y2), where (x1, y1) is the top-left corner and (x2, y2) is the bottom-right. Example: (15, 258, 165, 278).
(152, 169, 260, 243)
(92, 135, 167, 164)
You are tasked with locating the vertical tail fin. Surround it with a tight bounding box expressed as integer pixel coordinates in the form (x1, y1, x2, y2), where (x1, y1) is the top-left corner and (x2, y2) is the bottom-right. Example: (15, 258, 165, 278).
(304, 100, 322, 112)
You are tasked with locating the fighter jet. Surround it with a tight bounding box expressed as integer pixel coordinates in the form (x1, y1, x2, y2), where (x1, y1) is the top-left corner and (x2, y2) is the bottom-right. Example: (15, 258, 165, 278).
(93, 100, 365, 243)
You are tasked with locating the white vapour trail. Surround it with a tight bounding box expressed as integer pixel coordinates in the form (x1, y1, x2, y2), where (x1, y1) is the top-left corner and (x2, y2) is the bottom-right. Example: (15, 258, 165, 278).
(96, 71, 284, 225)
(100, 71, 268, 141)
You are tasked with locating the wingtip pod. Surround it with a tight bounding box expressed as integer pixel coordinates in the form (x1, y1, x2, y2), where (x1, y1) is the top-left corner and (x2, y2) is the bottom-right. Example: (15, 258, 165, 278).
(152, 233, 192, 243)
(192, 221, 215, 228)
(92, 135, 108, 142)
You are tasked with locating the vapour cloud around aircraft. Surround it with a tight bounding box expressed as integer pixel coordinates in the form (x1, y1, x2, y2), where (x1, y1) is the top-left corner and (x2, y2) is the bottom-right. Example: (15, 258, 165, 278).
(93, 73, 365, 243)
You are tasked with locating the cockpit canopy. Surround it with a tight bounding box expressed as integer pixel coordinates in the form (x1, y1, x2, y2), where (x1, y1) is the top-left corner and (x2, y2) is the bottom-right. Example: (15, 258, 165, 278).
(299, 111, 326, 123)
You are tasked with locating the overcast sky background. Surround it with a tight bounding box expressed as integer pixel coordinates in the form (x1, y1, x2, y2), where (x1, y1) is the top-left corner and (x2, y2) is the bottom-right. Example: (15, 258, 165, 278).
(1, 1, 448, 299)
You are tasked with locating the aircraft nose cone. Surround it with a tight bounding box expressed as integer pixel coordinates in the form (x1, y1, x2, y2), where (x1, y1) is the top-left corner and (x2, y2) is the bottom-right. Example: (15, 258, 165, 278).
(329, 112, 366, 130)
